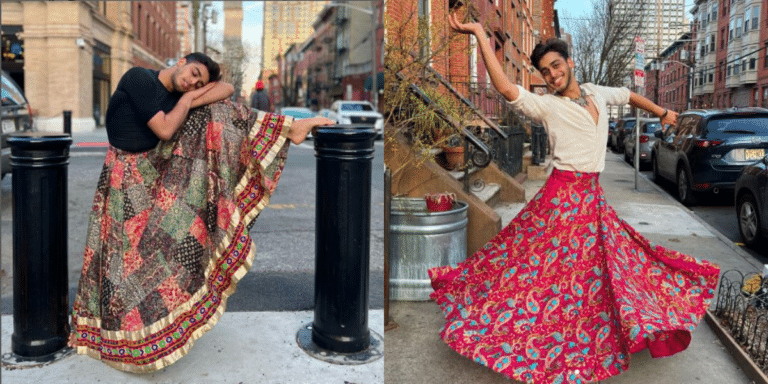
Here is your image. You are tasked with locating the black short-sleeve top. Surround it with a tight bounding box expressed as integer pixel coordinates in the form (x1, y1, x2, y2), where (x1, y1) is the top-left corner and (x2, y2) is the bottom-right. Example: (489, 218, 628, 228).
(105, 67, 182, 152)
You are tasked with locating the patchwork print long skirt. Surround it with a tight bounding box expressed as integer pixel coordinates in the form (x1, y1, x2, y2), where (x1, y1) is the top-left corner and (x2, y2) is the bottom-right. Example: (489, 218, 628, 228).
(71, 101, 291, 372)
(429, 168, 720, 383)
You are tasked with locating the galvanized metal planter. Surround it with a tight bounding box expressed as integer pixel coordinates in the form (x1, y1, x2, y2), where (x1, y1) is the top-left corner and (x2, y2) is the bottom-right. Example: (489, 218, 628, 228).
(389, 197, 468, 301)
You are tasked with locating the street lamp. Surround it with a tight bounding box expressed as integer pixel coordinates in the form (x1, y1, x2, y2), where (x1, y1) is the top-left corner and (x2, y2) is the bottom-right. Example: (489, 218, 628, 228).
(326, 1, 378, 110)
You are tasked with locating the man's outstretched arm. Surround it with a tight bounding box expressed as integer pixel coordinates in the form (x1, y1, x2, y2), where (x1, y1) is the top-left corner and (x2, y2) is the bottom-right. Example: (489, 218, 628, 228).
(628, 91, 678, 127)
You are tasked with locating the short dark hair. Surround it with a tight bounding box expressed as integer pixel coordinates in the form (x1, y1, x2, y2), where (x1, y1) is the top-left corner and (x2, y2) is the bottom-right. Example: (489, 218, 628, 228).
(530, 38, 570, 72)
(183, 52, 221, 82)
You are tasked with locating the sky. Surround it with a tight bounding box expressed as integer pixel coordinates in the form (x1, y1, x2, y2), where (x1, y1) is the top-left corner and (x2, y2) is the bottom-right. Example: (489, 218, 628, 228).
(556, 0, 696, 26)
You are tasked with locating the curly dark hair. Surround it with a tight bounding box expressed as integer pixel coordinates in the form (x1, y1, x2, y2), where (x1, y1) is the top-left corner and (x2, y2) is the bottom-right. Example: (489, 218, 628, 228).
(530, 38, 570, 72)
(183, 52, 221, 82)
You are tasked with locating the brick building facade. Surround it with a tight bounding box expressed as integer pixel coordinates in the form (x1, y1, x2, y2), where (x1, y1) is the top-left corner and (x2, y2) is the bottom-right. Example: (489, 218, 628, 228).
(385, 0, 556, 120)
(647, 0, 768, 112)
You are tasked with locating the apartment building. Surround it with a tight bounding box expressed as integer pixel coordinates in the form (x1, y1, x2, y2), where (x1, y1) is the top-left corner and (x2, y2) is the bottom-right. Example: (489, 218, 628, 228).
(647, 0, 767, 112)
(1, 1, 179, 133)
(612, 0, 690, 60)
(261, 1, 329, 80)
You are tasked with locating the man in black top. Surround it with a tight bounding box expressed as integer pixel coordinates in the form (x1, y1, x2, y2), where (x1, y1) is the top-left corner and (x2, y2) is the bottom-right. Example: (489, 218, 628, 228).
(105, 52, 231, 152)
(106, 52, 328, 152)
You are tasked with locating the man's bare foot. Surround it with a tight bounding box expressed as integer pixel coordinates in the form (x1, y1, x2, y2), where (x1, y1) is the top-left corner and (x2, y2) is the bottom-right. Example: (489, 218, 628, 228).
(287, 117, 334, 144)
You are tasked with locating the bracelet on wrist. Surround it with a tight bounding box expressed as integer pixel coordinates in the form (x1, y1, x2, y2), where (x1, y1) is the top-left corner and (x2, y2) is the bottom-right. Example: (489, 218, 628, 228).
(660, 109, 668, 119)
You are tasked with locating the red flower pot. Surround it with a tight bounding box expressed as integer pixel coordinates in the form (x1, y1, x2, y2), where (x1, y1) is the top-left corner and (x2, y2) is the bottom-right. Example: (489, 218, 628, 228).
(425, 192, 456, 212)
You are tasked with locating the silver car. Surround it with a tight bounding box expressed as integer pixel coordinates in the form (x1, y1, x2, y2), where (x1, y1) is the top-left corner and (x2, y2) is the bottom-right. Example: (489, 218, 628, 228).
(623, 117, 662, 169)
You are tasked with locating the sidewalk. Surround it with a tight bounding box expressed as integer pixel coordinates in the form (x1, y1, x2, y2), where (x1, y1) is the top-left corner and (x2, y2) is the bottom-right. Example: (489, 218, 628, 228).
(385, 151, 762, 384)
(1, 128, 386, 383)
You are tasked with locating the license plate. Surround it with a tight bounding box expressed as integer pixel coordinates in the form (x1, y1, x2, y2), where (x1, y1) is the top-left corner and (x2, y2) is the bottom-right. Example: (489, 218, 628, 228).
(745, 148, 765, 160)
(2, 120, 15, 134)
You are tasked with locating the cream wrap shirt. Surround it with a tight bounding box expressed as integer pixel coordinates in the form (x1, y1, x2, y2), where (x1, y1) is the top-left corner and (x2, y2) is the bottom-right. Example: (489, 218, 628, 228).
(507, 83, 631, 173)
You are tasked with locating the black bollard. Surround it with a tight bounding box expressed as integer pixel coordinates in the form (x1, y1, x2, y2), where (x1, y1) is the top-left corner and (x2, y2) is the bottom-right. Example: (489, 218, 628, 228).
(311, 125, 376, 353)
(63, 110, 72, 136)
(8, 133, 72, 359)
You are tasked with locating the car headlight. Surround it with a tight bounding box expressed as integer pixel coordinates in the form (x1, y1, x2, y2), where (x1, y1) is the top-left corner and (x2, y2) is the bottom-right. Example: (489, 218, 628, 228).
(339, 117, 352, 124)
(375, 119, 383, 130)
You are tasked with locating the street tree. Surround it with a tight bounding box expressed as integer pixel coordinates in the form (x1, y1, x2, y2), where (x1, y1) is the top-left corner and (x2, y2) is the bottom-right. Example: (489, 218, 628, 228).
(563, 0, 648, 87)
(221, 37, 247, 102)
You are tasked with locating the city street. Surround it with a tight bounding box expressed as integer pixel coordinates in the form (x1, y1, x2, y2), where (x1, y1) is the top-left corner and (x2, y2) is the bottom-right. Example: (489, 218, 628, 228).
(0, 131, 386, 314)
(618, 156, 768, 264)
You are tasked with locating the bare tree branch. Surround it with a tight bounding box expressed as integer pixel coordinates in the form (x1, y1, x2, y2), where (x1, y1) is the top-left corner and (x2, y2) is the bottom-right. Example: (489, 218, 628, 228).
(565, 0, 648, 87)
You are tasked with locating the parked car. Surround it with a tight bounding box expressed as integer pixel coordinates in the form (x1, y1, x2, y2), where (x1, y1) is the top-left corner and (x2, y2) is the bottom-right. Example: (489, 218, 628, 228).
(611, 116, 636, 153)
(1, 70, 34, 177)
(622, 117, 662, 169)
(652, 108, 768, 205)
(607, 120, 617, 147)
(316, 108, 334, 119)
(734, 155, 768, 247)
(278, 106, 315, 120)
(327, 100, 384, 138)
(278, 106, 316, 139)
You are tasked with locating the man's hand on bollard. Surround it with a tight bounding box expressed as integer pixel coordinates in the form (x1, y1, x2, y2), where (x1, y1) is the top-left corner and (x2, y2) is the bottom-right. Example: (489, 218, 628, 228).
(289, 117, 335, 145)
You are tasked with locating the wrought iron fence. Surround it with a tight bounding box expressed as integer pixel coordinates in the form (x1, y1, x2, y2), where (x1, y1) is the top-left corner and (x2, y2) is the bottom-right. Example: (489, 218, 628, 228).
(530, 124, 548, 165)
(714, 269, 768, 371)
(467, 124, 525, 178)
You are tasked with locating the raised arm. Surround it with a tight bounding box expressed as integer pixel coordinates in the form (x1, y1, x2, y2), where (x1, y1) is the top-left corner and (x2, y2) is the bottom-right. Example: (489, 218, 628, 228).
(448, 13, 519, 102)
(190, 81, 235, 109)
(147, 82, 217, 140)
(628, 91, 678, 127)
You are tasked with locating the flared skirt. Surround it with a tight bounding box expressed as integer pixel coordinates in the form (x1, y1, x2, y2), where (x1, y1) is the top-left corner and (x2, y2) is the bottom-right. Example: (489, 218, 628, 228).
(70, 101, 291, 372)
(429, 168, 720, 383)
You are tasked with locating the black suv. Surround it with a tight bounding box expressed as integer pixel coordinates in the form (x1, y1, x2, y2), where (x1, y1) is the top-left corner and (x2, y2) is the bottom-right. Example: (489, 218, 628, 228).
(735, 155, 768, 247)
(2, 70, 34, 177)
(652, 108, 768, 205)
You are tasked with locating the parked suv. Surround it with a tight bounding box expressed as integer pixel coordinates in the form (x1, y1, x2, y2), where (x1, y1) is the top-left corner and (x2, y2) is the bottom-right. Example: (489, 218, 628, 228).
(734, 155, 768, 247)
(328, 100, 384, 138)
(623, 117, 662, 169)
(1, 70, 34, 177)
(652, 108, 768, 205)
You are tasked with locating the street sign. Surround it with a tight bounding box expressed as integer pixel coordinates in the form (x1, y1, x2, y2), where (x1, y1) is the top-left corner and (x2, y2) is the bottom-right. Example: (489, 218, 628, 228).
(634, 69, 645, 87)
(634, 37, 645, 87)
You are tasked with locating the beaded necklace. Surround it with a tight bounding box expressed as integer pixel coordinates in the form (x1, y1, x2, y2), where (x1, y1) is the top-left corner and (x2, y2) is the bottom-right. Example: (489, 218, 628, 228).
(565, 86, 589, 108)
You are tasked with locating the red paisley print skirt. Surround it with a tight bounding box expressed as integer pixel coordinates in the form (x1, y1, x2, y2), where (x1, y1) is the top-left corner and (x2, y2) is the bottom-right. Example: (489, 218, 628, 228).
(429, 168, 720, 383)
(71, 101, 291, 372)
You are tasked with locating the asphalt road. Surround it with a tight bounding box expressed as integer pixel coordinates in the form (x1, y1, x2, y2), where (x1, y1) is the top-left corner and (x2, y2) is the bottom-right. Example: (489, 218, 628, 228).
(0, 138, 386, 314)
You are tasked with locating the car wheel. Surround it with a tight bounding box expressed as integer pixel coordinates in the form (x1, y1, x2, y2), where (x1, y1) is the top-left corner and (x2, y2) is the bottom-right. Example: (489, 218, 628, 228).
(624, 149, 631, 163)
(737, 193, 763, 247)
(676, 166, 696, 206)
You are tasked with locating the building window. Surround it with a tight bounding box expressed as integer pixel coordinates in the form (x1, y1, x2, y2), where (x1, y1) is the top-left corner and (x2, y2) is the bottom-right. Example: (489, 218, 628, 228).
(752, 6, 759, 29)
(764, 87, 768, 107)
(93, 40, 111, 127)
(745, 7, 751, 32)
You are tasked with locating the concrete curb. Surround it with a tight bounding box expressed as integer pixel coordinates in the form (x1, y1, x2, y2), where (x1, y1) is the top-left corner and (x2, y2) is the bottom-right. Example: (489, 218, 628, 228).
(706, 310, 768, 384)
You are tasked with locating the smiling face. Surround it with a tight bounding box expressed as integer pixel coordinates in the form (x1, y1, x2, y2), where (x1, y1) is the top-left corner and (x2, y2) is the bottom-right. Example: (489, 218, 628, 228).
(170, 58, 210, 93)
(536, 51, 577, 95)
